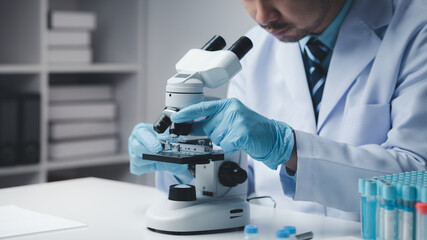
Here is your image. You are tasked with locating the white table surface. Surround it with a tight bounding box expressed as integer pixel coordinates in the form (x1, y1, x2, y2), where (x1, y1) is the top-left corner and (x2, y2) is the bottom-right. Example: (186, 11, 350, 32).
(0, 178, 361, 239)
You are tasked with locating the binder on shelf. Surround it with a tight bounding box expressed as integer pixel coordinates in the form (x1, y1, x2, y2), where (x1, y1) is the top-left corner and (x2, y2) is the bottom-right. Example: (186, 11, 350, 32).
(0, 95, 19, 166)
(49, 10, 96, 31)
(49, 137, 118, 160)
(49, 101, 117, 121)
(48, 48, 92, 64)
(50, 121, 118, 140)
(19, 95, 40, 164)
(47, 31, 91, 47)
(49, 84, 113, 102)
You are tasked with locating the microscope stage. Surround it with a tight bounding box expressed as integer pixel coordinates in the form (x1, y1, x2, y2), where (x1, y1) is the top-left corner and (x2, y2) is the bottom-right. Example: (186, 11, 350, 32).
(142, 151, 224, 164)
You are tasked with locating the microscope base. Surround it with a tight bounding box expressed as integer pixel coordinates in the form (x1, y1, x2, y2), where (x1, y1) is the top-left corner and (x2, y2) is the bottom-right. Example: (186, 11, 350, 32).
(145, 196, 250, 235)
(147, 226, 244, 235)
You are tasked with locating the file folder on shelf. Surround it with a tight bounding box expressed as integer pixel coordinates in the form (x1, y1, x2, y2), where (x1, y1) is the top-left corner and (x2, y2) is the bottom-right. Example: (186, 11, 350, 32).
(0, 95, 19, 166)
(19, 95, 40, 164)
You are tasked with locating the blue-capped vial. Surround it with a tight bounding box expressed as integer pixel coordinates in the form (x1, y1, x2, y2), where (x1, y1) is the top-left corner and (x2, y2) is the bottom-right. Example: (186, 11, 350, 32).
(364, 180, 377, 240)
(396, 182, 404, 240)
(377, 180, 385, 240)
(382, 183, 397, 240)
(244, 225, 259, 240)
(276, 229, 290, 239)
(359, 178, 367, 238)
(402, 185, 417, 240)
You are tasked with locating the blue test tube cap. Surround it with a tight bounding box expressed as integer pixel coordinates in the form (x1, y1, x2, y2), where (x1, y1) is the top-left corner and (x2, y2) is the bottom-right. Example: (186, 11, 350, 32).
(244, 225, 258, 234)
(359, 178, 366, 194)
(366, 180, 377, 196)
(276, 229, 290, 238)
(382, 183, 396, 200)
(283, 226, 296, 235)
(402, 185, 416, 201)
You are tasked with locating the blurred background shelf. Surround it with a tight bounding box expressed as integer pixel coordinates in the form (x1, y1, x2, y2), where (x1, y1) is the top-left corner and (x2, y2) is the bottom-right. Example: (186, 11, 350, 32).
(0, 0, 145, 188)
(0, 0, 253, 189)
(0, 165, 40, 177)
(47, 153, 129, 171)
(0, 65, 41, 74)
(47, 64, 139, 73)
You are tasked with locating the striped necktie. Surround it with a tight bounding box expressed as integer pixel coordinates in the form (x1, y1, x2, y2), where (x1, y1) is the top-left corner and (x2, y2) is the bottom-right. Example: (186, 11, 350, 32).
(304, 39, 329, 122)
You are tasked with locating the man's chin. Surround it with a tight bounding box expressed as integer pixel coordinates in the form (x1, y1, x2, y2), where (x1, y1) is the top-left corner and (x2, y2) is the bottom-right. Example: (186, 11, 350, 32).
(272, 29, 309, 42)
(276, 34, 306, 43)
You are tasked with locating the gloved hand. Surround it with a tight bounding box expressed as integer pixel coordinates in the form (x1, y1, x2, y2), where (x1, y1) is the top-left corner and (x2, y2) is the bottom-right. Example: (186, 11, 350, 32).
(128, 123, 194, 183)
(171, 98, 295, 170)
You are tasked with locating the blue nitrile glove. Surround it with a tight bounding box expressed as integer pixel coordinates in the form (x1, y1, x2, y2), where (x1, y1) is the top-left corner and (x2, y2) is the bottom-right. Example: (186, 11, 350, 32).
(171, 98, 295, 170)
(128, 123, 194, 183)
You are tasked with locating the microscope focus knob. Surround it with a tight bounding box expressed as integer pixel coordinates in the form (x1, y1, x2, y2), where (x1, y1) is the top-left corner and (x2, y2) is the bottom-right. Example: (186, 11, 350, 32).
(218, 161, 248, 187)
(168, 184, 197, 201)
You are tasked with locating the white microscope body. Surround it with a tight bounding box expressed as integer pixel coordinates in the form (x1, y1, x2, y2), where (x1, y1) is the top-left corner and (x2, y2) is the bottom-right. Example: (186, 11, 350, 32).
(144, 35, 253, 234)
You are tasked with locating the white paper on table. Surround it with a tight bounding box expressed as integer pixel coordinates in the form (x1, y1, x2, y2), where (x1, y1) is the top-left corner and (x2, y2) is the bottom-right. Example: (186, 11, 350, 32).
(0, 205, 86, 238)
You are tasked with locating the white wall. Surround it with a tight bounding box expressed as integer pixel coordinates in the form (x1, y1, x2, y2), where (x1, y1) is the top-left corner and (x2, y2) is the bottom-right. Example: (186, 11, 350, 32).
(144, 0, 255, 123)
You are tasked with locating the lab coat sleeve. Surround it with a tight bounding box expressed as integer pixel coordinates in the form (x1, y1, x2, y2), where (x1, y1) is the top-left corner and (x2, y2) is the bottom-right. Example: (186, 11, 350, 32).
(279, 166, 296, 197)
(293, 25, 427, 212)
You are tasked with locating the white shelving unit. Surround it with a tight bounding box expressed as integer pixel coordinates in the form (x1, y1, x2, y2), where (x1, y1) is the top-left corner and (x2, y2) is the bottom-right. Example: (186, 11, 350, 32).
(0, 0, 147, 188)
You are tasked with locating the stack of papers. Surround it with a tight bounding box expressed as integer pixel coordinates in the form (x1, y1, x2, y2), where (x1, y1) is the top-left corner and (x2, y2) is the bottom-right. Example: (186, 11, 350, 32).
(0, 205, 86, 238)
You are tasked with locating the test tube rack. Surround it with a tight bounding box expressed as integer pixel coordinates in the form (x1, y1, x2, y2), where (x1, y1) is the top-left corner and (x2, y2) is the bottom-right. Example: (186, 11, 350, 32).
(359, 170, 427, 240)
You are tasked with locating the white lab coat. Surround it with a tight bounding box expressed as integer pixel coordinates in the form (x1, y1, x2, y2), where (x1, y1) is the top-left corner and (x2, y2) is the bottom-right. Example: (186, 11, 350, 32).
(227, 0, 427, 220)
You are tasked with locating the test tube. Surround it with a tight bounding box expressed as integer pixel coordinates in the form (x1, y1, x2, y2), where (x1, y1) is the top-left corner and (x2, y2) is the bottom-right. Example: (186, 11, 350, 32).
(416, 186, 427, 240)
(382, 183, 397, 240)
(377, 180, 387, 240)
(365, 180, 377, 240)
(396, 183, 404, 240)
(402, 185, 416, 240)
(359, 178, 367, 238)
(415, 202, 427, 240)
(377, 180, 385, 240)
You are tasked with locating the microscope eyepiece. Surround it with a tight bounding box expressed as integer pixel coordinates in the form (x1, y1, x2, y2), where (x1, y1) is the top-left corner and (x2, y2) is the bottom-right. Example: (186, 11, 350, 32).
(228, 36, 253, 60)
(201, 35, 226, 51)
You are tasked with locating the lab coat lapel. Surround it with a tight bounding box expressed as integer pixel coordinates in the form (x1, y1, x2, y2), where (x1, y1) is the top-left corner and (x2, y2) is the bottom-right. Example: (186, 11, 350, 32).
(275, 41, 317, 134)
(317, 0, 391, 131)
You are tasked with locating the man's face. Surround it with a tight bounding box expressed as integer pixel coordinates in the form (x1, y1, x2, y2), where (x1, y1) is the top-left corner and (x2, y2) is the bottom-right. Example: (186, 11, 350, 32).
(241, 0, 332, 42)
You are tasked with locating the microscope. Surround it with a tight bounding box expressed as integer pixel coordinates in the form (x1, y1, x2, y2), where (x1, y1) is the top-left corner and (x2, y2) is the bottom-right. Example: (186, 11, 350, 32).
(143, 35, 253, 234)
